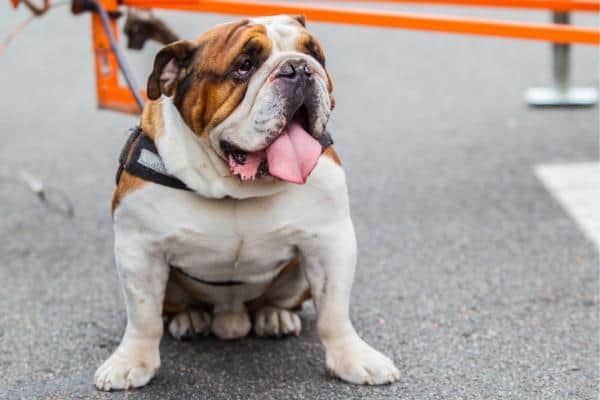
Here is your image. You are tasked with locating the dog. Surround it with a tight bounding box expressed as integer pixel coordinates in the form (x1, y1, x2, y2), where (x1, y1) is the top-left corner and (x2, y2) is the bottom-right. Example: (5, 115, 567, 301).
(95, 15, 399, 390)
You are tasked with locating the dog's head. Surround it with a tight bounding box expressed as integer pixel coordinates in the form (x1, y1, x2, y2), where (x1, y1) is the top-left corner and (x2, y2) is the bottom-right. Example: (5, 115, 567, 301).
(147, 15, 334, 184)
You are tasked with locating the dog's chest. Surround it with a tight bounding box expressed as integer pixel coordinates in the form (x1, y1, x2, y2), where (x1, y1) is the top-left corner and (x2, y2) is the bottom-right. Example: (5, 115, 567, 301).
(130, 187, 311, 283)
(165, 220, 298, 283)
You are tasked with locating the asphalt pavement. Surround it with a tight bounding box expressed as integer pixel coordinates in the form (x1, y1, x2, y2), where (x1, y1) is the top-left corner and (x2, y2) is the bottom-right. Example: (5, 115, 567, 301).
(0, 3, 598, 399)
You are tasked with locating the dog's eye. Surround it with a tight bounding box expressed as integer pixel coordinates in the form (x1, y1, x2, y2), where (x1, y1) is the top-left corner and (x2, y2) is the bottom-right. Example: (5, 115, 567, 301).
(233, 59, 254, 79)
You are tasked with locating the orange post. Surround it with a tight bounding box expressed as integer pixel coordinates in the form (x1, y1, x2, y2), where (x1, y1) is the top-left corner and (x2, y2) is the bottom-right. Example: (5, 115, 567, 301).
(91, 0, 144, 114)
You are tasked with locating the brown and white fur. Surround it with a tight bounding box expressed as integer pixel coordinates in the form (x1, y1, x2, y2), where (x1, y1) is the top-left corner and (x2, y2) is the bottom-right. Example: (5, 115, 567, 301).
(96, 15, 399, 391)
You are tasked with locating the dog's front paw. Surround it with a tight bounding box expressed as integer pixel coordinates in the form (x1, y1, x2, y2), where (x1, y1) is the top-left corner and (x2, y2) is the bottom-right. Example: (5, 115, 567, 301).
(325, 337, 399, 385)
(94, 343, 160, 391)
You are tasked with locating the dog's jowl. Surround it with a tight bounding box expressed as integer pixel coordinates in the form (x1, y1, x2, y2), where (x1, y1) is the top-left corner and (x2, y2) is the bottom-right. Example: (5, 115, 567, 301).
(96, 15, 399, 391)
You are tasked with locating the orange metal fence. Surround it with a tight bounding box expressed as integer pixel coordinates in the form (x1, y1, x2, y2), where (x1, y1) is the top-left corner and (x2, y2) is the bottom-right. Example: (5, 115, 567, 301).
(14, 0, 597, 113)
(124, 0, 600, 45)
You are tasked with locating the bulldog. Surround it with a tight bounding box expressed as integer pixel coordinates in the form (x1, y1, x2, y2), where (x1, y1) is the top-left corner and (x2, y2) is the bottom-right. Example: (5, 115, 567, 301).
(95, 15, 399, 391)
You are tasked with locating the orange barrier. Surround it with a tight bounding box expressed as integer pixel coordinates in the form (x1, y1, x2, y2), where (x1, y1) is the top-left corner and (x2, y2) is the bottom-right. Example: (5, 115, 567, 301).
(92, 0, 599, 113)
(124, 0, 600, 45)
(13, 0, 596, 112)
(298, 0, 600, 12)
(94, 0, 600, 112)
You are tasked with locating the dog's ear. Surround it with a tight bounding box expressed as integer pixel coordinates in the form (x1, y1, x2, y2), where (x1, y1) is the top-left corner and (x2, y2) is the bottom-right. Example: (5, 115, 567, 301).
(147, 40, 196, 100)
(292, 15, 306, 27)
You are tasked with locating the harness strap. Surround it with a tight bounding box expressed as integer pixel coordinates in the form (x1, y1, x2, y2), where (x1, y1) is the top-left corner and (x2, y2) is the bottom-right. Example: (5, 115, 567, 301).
(171, 265, 246, 286)
(116, 126, 191, 191)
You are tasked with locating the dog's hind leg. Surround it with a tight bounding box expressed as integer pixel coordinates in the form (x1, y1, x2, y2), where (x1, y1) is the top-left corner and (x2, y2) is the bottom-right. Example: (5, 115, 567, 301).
(168, 309, 212, 340)
(163, 270, 252, 340)
(248, 256, 311, 338)
(163, 271, 212, 340)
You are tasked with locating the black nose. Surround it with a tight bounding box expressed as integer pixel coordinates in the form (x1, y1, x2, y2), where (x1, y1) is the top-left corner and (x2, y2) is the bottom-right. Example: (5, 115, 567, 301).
(275, 59, 312, 80)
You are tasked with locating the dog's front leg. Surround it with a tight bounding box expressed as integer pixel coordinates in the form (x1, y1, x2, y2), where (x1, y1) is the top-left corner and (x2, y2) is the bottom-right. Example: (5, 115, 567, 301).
(94, 235, 169, 391)
(302, 219, 400, 385)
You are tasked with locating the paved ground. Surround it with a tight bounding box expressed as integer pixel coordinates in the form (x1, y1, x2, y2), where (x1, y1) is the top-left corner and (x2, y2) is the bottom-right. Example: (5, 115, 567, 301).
(0, 3, 598, 399)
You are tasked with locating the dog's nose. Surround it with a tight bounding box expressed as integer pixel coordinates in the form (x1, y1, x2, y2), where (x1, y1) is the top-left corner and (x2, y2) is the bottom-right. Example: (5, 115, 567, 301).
(276, 59, 312, 81)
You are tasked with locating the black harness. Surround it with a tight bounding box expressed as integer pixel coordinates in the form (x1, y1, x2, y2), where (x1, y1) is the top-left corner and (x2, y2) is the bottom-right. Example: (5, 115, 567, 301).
(116, 126, 191, 191)
(115, 125, 333, 286)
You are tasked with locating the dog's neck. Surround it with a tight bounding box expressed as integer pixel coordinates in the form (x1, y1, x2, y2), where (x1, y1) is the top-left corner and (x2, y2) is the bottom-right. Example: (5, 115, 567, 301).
(152, 98, 289, 199)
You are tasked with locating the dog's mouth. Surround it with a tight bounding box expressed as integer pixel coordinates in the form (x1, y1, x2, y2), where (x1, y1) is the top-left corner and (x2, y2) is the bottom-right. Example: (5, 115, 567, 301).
(219, 105, 323, 185)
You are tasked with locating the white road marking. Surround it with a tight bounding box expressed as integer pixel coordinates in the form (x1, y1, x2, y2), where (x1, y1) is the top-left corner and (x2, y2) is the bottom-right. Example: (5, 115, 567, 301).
(535, 162, 600, 250)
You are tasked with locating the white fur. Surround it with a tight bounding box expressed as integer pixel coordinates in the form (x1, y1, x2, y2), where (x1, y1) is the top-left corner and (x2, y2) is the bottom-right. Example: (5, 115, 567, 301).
(250, 15, 302, 52)
(95, 15, 398, 391)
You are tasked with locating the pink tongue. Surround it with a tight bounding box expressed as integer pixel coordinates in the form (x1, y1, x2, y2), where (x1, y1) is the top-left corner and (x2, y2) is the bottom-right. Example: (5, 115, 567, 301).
(266, 122, 322, 184)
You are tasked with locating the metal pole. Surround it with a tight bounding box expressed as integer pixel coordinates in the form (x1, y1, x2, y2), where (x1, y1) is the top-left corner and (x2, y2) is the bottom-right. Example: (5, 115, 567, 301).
(525, 12, 598, 106)
(552, 12, 570, 92)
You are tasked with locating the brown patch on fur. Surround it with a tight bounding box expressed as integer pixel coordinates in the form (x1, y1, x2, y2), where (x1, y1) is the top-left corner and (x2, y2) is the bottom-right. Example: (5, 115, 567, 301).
(170, 270, 216, 304)
(323, 146, 342, 166)
(147, 40, 196, 100)
(146, 20, 273, 139)
(111, 104, 162, 214)
(295, 31, 326, 66)
(295, 31, 335, 109)
(162, 299, 187, 315)
(111, 171, 147, 214)
(140, 100, 164, 141)
(180, 23, 272, 138)
(325, 69, 335, 110)
(247, 255, 312, 312)
(290, 288, 312, 311)
(292, 15, 306, 27)
(112, 127, 156, 214)
(162, 269, 214, 316)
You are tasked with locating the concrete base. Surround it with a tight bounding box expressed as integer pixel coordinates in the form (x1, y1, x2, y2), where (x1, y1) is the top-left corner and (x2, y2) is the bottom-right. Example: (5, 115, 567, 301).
(525, 86, 598, 107)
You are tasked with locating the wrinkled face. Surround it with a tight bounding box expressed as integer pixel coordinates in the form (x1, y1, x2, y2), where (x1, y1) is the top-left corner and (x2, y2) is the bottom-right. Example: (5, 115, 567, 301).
(147, 15, 335, 183)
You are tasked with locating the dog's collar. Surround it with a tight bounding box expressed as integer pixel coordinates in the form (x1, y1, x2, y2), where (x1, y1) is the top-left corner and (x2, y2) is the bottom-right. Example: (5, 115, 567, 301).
(116, 125, 334, 193)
